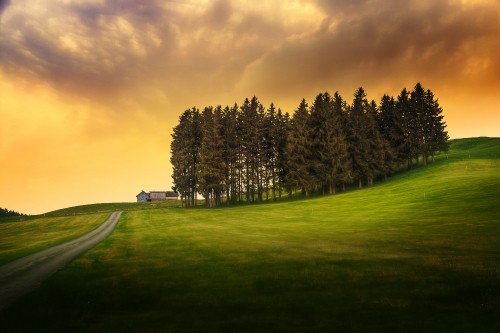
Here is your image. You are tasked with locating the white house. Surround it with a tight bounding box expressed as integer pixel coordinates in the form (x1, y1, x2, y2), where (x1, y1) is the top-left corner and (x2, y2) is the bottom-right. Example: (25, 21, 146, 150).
(136, 190, 179, 202)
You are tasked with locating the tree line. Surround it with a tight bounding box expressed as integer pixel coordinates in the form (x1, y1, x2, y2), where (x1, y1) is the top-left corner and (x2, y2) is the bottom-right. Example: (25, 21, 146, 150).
(0, 207, 26, 218)
(170, 83, 448, 207)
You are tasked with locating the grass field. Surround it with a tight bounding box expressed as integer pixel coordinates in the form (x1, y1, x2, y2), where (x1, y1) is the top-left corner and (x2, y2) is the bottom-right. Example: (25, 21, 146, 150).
(43, 199, 181, 217)
(0, 214, 109, 266)
(1, 137, 499, 332)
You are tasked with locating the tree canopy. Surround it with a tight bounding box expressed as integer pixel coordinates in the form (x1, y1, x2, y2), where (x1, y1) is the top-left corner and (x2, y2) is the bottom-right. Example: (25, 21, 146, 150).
(170, 83, 448, 207)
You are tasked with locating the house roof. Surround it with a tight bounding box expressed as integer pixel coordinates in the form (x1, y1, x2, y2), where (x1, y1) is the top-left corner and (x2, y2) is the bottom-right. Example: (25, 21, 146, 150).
(136, 190, 148, 197)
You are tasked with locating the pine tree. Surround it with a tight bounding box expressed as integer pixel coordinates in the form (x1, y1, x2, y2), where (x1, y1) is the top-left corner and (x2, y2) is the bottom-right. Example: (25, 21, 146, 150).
(265, 103, 278, 201)
(379, 94, 406, 167)
(410, 83, 427, 165)
(308, 93, 331, 193)
(221, 104, 240, 205)
(239, 97, 262, 203)
(366, 100, 392, 182)
(346, 88, 371, 188)
(308, 92, 350, 194)
(396, 88, 414, 169)
(425, 89, 449, 162)
(199, 106, 226, 207)
(275, 108, 290, 199)
(170, 107, 202, 207)
(332, 91, 352, 191)
(286, 99, 314, 196)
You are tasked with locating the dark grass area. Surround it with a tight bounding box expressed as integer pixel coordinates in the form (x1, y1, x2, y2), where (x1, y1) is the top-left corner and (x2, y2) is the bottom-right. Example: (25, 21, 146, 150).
(1, 138, 499, 332)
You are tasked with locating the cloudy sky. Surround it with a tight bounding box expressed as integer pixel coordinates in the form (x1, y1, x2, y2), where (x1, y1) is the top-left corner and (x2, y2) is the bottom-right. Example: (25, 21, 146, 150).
(1, 0, 499, 214)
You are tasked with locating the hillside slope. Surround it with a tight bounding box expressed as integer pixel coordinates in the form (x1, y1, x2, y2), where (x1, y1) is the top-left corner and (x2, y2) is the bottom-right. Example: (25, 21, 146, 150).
(2, 137, 499, 332)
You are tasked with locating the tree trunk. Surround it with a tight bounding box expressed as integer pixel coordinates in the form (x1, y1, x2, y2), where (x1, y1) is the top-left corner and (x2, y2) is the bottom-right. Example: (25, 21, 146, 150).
(358, 179, 362, 189)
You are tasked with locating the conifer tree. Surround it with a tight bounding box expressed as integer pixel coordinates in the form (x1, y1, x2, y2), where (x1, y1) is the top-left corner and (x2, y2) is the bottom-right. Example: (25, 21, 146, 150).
(332, 91, 352, 191)
(346, 88, 371, 188)
(396, 88, 414, 169)
(425, 89, 449, 162)
(265, 103, 278, 201)
(240, 97, 263, 202)
(221, 104, 240, 204)
(170, 107, 201, 207)
(275, 108, 290, 199)
(286, 99, 314, 196)
(308, 92, 350, 194)
(199, 106, 226, 207)
(379, 94, 406, 166)
(410, 83, 427, 165)
(308, 93, 331, 193)
(366, 100, 392, 182)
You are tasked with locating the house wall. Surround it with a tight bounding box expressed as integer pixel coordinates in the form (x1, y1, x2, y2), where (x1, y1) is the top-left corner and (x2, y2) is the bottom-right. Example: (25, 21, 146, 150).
(150, 192, 167, 200)
(137, 193, 149, 202)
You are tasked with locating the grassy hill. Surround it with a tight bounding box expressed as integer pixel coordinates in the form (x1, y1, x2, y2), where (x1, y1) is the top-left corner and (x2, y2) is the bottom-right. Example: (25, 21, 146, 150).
(1, 137, 499, 332)
(0, 214, 109, 266)
(43, 199, 181, 217)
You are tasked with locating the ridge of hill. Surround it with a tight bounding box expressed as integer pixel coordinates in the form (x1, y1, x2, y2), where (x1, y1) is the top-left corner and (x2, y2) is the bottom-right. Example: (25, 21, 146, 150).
(42, 136, 500, 216)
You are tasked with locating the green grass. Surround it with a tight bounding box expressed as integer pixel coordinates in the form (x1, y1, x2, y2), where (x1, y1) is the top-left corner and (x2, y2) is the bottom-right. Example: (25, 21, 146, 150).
(43, 200, 181, 217)
(1, 137, 499, 332)
(0, 214, 110, 265)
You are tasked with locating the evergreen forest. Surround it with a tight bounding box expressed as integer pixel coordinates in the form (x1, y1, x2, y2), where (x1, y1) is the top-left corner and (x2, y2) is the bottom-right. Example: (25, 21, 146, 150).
(170, 83, 449, 207)
(0, 207, 26, 218)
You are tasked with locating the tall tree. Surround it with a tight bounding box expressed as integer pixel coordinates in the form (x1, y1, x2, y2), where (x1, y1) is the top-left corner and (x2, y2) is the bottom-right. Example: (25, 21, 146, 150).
(239, 97, 263, 202)
(286, 99, 314, 196)
(332, 91, 352, 191)
(346, 88, 371, 188)
(425, 88, 449, 162)
(366, 99, 392, 182)
(309, 92, 350, 194)
(275, 108, 290, 199)
(170, 107, 201, 207)
(379, 94, 406, 167)
(198, 106, 226, 207)
(221, 104, 240, 205)
(396, 88, 414, 169)
(410, 83, 427, 165)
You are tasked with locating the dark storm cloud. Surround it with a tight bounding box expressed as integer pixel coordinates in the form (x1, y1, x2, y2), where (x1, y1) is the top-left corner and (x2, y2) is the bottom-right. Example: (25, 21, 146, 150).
(69, 0, 166, 30)
(0, 0, 9, 14)
(1, 0, 499, 110)
(0, 0, 182, 105)
(240, 0, 500, 100)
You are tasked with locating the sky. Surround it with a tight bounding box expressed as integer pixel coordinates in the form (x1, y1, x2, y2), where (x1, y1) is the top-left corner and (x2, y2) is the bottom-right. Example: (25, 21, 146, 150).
(1, 0, 499, 214)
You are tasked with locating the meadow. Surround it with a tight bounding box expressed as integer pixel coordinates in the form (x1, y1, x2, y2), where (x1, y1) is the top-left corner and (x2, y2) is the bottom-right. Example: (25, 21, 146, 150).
(0, 137, 499, 332)
(0, 214, 109, 266)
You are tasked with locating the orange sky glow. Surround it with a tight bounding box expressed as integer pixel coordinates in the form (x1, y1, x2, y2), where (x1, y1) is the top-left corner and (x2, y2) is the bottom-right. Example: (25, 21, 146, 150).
(1, 0, 499, 214)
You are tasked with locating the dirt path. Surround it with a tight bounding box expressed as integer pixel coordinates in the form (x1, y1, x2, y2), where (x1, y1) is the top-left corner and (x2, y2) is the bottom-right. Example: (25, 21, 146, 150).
(0, 211, 122, 312)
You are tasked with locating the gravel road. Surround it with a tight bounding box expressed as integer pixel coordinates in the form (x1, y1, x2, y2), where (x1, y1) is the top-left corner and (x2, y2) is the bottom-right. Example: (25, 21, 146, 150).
(0, 211, 122, 312)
